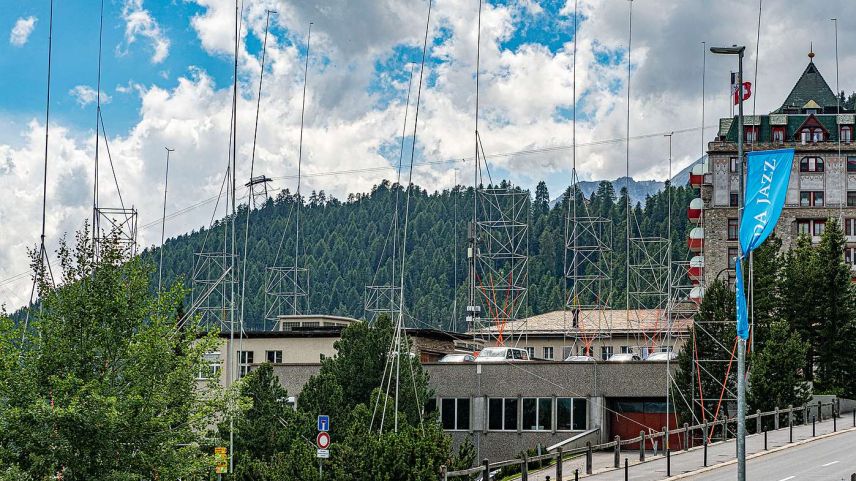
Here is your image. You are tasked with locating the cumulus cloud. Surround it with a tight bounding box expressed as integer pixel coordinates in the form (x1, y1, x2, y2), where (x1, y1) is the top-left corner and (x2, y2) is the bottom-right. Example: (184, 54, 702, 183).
(9, 16, 36, 47)
(3, 0, 856, 308)
(69, 85, 112, 108)
(118, 0, 170, 63)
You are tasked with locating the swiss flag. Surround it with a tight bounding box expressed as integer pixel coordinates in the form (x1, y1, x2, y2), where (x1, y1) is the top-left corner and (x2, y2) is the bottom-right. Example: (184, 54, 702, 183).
(733, 81, 752, 106)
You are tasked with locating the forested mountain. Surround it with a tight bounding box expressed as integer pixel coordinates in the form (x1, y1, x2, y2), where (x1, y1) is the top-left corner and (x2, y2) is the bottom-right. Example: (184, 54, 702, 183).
(145, 179, 695, 332)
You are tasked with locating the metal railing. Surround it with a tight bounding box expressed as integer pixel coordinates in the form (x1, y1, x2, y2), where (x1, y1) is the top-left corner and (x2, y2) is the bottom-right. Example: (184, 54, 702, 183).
(441, 399, 848, 480)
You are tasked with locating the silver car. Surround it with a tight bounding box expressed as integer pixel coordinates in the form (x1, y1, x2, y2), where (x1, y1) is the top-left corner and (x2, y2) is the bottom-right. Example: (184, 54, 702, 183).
(564, 355, 596, 362)
(646, 351, 677, 361)
(608, 353, 641, 362)
(475, 347, 530, 363)
(438, 353, 476, 363)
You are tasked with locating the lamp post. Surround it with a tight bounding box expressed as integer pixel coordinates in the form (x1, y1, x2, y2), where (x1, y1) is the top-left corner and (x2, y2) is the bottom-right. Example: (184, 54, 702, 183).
(710, 44, 746, 481)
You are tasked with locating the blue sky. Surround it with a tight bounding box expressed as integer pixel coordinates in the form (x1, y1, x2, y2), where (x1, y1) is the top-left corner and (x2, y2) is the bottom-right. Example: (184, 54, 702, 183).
(2, 0, 854, 307)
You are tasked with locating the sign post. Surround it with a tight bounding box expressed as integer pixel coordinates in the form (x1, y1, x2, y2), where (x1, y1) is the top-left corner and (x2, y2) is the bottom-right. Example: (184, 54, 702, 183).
(214, 446, 228, 478)
(317, 415, 330, 478)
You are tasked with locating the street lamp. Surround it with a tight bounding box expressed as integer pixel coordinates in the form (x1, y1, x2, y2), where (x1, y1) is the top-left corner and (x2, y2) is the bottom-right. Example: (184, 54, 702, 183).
(710, 44, 747, 481)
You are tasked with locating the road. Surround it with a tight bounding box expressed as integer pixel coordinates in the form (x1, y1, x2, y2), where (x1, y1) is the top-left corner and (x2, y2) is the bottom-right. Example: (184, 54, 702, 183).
(525, 414, 856, 481)
(693, 428, 856, 481)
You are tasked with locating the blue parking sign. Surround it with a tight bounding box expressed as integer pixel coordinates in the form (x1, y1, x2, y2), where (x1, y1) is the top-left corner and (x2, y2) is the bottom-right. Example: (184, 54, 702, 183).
(317, 415, 330, 432)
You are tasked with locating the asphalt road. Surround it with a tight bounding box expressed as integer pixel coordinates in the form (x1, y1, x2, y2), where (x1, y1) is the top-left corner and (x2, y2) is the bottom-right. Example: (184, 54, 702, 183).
(693, 428, 856, 481)
(526, 415, 856, 481)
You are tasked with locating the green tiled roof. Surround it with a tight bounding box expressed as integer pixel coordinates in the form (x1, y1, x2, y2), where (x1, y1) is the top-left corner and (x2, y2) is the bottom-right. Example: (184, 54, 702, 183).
(776, 61, 838, 113)
(723, 114, 840, 143)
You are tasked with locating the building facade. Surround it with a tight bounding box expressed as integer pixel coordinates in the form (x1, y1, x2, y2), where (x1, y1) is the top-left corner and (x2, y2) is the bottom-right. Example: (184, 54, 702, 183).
(698, 54, 856, 286)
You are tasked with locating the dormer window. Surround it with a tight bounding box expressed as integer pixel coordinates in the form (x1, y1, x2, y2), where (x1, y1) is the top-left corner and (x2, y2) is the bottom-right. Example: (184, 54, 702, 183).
(772, 127, 785, 143)
(744, 126, 758, 143)
(806, 109, 818, 115)
(801, 131, 810, 144)
(842, 126, 852, 143)
(812, 128, 824, 142)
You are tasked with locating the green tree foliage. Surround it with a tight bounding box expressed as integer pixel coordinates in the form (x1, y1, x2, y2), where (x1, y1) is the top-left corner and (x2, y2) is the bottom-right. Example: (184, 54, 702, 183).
(147, 180, 695, 330)
(226, 363, 318, 480)
(0, 228, 220, 480)
(747, 320, 811, 412)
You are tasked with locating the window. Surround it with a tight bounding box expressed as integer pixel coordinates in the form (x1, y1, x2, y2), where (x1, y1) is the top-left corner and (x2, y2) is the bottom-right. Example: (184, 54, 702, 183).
(730, 193, 739, 207)
(728, 247, 738, 269)
(845, 219, 856, 236)
(801, 130, 810, 144)
(488, 398, 518, 431)
(772, 127, 785, 143)
(800, 191, 824, 207)
(799, 157, 824, 172)
(543, 346, 554, 360)
(849, 192, 856, 207)
(238, 350, 254, 378)
(812, 128, 824, 142)
(525, 347, 535, 359)
(441, 398, 470, 430)
(813, 220, 826, 236)
(620, 346, 632, 354)
(842, 126, 852, 143)
(522, 397, 553, 431)
(727, 218, 738, 240)
(660, 346, 674, 353)
(797, 220, 811, 235)
(197, 351, 222, 380)
(601, 346, 613, 361)
(846, 247, 856, 266)
(266, 350, 283, 364)
(848, 156, 856, 173)
(729, 157, 739, 173)
(579, 345, 592, 357)
(797, 219, 826, 237)
(745, 126, 758, 143)
(557, 398, 588, 431)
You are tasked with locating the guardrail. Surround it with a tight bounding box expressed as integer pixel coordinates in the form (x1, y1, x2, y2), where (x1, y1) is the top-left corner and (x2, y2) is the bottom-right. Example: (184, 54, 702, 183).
(440, 398, 848, 480)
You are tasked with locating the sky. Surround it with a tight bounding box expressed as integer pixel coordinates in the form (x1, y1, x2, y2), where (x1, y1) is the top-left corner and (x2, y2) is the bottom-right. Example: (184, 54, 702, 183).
(1, 0, 854, 308)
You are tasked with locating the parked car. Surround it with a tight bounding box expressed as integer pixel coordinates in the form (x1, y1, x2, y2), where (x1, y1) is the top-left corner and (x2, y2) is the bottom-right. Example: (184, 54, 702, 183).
(564, 355, 597, 362)
(645, 351, 677, 361)
(475, 347, 530, 363)
(438, 353, 476, 363)
(607, 353, 641, 362)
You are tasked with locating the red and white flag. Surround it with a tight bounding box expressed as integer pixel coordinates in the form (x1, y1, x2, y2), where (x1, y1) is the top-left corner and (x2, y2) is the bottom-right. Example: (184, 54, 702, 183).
(731, 72, 752, 105)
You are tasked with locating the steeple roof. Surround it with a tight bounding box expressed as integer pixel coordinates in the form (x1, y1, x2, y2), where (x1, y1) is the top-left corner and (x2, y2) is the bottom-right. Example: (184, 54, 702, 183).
(776, 59, 838, 113)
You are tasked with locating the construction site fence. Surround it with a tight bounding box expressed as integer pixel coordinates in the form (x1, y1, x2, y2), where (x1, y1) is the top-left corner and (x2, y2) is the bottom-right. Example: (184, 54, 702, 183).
(441, 398, 850, 480)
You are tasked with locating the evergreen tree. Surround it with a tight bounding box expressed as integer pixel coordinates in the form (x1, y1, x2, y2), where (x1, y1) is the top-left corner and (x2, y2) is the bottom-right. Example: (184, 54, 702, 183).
(747, 320, 811, 413)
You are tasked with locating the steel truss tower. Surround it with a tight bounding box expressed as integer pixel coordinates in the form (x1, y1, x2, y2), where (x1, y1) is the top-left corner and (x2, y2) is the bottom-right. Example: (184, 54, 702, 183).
(191, 251, 236, 330)
(566, 215, 612, 355)
(264, 265, 309, 324)
(472, 186, 529, 344)
(364, 285, 401, 319)
(628, 236, 671, 352)
(245, 175, 272, 209)
(94, 206, 138, 258)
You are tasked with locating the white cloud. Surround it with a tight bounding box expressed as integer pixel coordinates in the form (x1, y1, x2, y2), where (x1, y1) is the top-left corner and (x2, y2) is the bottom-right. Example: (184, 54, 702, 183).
(9, 16, 36, 47)
(119, 0, 170, 63)
(3, 0, 856, 309)
(69, 85, 112, 108)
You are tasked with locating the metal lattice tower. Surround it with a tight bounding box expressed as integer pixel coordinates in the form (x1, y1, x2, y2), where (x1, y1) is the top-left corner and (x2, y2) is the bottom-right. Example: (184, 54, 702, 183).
(472, 186, 529, 344)
(264, 265, 309, 324)
(670, 260, 700, 316)
(566, 215, 613, 353)
(364, 285, 401, 318)
(628, 236, 670, 351)
(245, 175, 272, 208)
(191, 251, 237, 331)
(94, 207, 138, 258)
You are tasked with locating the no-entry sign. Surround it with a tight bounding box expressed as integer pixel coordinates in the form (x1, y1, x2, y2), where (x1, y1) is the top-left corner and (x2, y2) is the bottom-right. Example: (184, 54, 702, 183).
(316, 431, 331, 449)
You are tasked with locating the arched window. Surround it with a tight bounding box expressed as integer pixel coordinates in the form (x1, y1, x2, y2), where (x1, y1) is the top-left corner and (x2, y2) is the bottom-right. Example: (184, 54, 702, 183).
(812, 128, 824, 142)
(800, 156, 824, 172)
(842, 126, 852, 143)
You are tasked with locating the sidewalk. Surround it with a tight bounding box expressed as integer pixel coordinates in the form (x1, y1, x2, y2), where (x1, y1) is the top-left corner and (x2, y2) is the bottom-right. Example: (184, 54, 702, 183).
(525, 414, 852, 481)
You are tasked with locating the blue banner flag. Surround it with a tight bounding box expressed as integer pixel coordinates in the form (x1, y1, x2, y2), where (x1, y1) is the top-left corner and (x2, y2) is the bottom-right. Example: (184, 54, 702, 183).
(736, 148, 794, 339)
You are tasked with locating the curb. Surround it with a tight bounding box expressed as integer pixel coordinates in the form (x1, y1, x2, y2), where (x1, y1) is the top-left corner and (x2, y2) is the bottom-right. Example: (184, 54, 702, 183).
(667, 425, 856, 479)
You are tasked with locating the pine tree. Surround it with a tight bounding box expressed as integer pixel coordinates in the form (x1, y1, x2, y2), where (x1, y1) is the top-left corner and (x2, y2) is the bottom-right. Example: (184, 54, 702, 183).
(747, 320, 811, 413)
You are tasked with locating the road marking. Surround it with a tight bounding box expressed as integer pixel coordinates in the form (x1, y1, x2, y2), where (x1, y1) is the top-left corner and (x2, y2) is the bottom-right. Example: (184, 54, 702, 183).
(777, 476, 795, 481)
(821, 461, 839, 467)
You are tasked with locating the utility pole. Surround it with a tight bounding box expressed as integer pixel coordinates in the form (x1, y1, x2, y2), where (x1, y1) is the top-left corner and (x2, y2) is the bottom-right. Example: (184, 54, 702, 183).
(711, 43, 746, 481)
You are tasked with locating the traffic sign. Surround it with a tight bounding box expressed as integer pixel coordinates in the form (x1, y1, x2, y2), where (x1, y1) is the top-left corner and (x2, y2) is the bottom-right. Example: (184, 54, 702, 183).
(214, 446, 228, 474)
(317, 414, 330, 432)
(316, 431, 331, 449)
(316, 448, 330, 459)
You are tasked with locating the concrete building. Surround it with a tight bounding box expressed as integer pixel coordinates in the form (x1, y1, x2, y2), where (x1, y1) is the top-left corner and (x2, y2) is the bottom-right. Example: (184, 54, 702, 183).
(697, 52, 856, 286)
(470, 309, 692, 360)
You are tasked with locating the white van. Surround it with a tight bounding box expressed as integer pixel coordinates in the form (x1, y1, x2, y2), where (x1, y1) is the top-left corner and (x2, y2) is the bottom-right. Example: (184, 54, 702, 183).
(475, 347, 530, 363)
